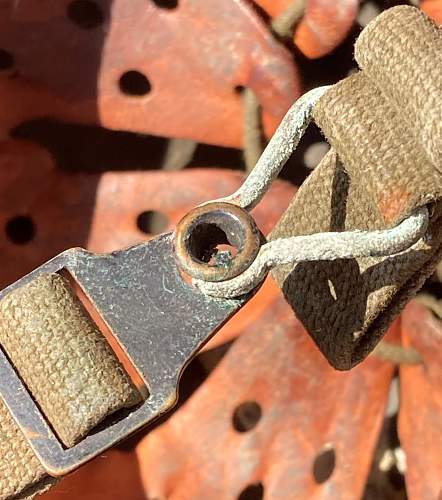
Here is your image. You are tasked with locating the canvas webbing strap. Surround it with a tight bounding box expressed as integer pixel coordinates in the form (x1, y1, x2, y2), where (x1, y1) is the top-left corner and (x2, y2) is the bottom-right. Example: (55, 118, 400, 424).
(0, 274, 141, 499)
(271, 6, 442, 369)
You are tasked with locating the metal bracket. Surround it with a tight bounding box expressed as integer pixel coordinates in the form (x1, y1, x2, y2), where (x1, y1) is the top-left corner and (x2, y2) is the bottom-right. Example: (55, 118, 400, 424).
(0, 233, 251, 476)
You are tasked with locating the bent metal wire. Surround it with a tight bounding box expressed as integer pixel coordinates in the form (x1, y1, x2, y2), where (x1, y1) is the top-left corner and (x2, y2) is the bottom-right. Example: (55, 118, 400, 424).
(173, 86, 430, 298)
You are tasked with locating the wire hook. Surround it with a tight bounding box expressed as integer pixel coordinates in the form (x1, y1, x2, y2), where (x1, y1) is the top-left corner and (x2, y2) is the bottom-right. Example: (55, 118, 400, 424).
(191, 87, 429, 297)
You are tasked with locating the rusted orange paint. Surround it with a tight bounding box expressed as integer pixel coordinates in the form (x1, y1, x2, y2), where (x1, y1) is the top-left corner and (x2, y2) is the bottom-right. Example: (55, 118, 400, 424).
(135, 305, 394, 499)
(0, 0, 299, 148)
(294, 0, 359, 59)
(43, 449, 147, 500)
(421, 0, 442, 24)
(203, 277, 282, 350)
(377, 188, 412, 224)
(256, 0, 359, 58)
(399, 301, 442, 500)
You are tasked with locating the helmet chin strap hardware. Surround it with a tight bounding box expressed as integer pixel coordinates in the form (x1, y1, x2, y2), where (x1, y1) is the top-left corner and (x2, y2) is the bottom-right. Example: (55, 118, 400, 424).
(173, 87, 429, 298)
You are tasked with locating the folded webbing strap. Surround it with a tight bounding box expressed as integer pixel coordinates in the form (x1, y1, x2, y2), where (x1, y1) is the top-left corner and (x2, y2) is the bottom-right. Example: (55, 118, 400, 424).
(271, 6, 442, 369)
(0, 274, 140, 499)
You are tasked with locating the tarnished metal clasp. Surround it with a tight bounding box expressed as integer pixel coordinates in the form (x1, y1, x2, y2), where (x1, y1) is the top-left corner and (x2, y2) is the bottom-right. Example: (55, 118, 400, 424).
(0, 228, 258, 476)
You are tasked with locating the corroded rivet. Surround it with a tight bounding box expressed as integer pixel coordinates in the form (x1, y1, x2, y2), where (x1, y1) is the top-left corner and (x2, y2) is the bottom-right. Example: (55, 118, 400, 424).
(174, 202, 261, 282)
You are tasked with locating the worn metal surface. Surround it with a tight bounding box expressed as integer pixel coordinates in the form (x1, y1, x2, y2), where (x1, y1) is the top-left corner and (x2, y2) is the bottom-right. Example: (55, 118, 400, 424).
(0, 141, 294, 289)
(174, 202, 261, 282)
(399, 301, 442, 500)
(0, 231, 254, 475)
(256, 0, 359, 58)
(0, 0, 300, 147)
(45, 293, 397, 498)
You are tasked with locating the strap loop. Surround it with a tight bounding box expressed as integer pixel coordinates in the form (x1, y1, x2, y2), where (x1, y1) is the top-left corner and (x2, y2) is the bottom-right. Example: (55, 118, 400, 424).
(269, 6, 442, 370)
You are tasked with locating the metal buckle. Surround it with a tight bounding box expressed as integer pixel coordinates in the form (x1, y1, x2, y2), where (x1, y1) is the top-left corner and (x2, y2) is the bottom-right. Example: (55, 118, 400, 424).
(0, 230, 254, 476)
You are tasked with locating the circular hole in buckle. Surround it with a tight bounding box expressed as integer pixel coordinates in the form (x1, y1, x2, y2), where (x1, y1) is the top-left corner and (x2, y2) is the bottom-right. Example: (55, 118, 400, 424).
(174, 202, 261, 282)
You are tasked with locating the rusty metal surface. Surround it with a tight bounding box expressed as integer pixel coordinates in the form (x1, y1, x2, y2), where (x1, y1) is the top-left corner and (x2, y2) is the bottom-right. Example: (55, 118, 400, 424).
(256, 0, 359, 58)
(44, 294, 397, 499)
(294, 0, 359, 58)
(0, 0, 300, 147)
(399, 301, 442, 500)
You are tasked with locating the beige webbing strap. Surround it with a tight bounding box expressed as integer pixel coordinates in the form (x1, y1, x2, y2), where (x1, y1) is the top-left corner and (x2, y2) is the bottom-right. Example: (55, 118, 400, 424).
(271, 6, 442, 370)
(0, 274, 141, 499)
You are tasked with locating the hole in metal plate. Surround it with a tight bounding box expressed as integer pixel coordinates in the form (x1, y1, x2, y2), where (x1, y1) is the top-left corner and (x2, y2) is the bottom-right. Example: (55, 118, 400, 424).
(238, 482, 264, 500)
(232, 401, 262, 433)
(119, 71, 152, 96)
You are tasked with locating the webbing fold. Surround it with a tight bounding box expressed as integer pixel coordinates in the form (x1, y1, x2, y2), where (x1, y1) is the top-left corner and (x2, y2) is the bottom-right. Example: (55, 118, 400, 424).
(271, 6, 442, 369)
(0, 274, 140, 499)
